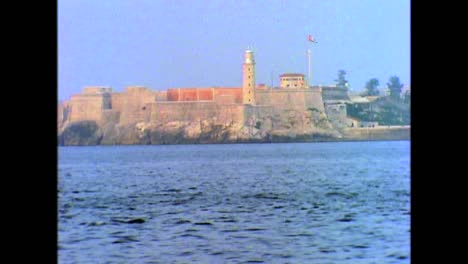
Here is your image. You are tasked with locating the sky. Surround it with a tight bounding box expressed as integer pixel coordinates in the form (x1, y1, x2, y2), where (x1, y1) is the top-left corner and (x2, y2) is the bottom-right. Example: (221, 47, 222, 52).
(58, 0, 410, 101)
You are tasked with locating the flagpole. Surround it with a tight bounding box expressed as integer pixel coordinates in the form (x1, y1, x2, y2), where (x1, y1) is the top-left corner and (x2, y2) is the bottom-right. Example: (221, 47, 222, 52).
(307, 35, 316, 87)
(308, 48, 311, 87)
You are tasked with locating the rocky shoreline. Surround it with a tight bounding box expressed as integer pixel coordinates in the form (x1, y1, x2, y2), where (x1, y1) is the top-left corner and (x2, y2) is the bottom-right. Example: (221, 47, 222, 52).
(58, 120, 409, 146)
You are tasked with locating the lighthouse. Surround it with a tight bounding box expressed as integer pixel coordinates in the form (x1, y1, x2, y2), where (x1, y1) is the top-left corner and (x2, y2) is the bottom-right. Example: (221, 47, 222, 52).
(242, 49, 256, 105)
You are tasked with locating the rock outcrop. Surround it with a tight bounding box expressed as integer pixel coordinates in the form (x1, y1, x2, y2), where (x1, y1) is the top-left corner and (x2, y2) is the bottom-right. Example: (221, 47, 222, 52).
(58, 118, 343, 146)
(59, 121, 103, 146)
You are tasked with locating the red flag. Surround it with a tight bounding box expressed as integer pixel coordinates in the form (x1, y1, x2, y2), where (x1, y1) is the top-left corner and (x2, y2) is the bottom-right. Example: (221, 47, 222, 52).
(308, 35, 316, 43)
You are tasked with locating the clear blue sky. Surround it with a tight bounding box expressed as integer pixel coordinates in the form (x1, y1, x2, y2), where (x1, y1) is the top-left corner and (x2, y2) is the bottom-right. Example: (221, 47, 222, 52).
(58, 0, 410, 100)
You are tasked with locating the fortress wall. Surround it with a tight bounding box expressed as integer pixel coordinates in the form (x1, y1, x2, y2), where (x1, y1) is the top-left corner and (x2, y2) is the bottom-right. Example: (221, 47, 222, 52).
(213, 88, 242, 104)
(167, 87, 240, 102)
(342, 126, 410, 141)
(179, 89, 198, 101)
(150, 102, 244, 125)
(246, 88, 327, 132)
(167, 89, 179, 101)
(167, 88, 214, 102)
(118, 87, 156, 125)
(102, 109, 121, 124)
(68, 93, 106, 123)
(83, 86, 113, 94)
(246, 105, 305, 122)
(304, 87, 326, 112)
(324, 102, 349, 129)
(198, 88, 213, 100)
(245, 105, 274, 119)
(110, 93, 125, 112)
(245, 104, 301, 131)
(255, 89, 302, 107)
(255, 89, 324, 111)
(214, 94, 235, 105)
(155, 91, 167, 101)
(216, 104, 244, 125)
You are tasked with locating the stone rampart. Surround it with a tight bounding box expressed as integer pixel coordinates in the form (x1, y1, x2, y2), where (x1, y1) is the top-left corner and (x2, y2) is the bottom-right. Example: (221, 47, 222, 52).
(155, 91, 167, 101)
(82, 86, 113, 94)
(255, 87, 324, 111)
(341, 126, 410, 141)
(150, 101, 244, 125)
(118, 86, 156, 125)
(213, 88, 242, 104)
(68, 93, 111, 124)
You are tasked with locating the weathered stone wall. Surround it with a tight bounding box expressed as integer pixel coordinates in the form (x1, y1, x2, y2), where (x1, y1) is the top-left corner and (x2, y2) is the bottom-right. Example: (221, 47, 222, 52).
(68, 93, 110, 124)
(179, 88, 197, 101)
(101, 109, 121, 124)
(255, 87, 324, 111)
(155, 91, 167, 101)
(341, 126, 410, 141)
(170, 88, 215, 101)
(167, 89, 179, 101)
(198, 89, 213, 101)
(83, 86, 113, 94)
(324, 102, 349, 128)
(110, 93, 125, 112)
(246, 86, 331, 131)
(162, 87, 242, 103)
(150, 101, 244, 125)
(118, 86, 156, 125)
(214, 88, 242, 104)
(214, 94, 235, 105)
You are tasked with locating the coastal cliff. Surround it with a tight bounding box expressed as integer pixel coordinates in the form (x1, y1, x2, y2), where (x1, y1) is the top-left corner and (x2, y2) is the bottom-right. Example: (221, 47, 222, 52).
(57, 115, 409, 146)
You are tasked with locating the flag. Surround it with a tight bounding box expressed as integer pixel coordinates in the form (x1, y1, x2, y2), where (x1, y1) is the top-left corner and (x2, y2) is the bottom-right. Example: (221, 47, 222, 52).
(308, 35, 317, 43)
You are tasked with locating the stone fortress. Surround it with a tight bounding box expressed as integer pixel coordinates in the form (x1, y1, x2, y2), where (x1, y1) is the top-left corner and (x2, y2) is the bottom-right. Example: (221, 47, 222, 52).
(57, 49, 407, 145)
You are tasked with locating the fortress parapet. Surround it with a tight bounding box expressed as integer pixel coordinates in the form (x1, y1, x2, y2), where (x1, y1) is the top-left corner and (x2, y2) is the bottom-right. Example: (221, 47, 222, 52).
(83, 86, 113, 94)
(68, 87, 113, 123)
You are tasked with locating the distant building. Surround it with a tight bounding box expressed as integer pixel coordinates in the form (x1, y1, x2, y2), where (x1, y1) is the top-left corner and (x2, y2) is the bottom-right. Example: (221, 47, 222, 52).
(59, 49, 327, 131)
(279, 73, 307, 89)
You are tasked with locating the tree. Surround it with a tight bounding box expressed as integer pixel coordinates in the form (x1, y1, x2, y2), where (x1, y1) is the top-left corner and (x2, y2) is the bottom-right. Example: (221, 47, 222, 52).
(335, 70, 349, 89)
(403, 89, 410, 104)
(363, 78, 380, 96)
(387, 76, 403, 100)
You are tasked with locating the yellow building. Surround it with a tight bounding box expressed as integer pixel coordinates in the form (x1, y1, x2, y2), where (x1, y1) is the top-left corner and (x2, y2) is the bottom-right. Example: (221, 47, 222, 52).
(279, 73, 307, 89)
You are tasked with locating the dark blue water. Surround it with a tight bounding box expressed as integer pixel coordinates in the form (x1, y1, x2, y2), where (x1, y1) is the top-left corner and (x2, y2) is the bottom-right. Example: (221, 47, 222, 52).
(58, 141, 410, 263)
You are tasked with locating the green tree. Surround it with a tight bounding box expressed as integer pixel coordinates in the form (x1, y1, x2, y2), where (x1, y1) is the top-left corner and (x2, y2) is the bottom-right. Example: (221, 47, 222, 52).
(403, 89, 410, 104)
(387, 76, 403, 100)
(335, 70, 349, 89)
(363, 78, 380, 96)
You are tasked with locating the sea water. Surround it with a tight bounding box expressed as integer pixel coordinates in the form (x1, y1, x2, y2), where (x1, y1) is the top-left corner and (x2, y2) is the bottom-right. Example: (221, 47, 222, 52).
(58, 141, 410, 263)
